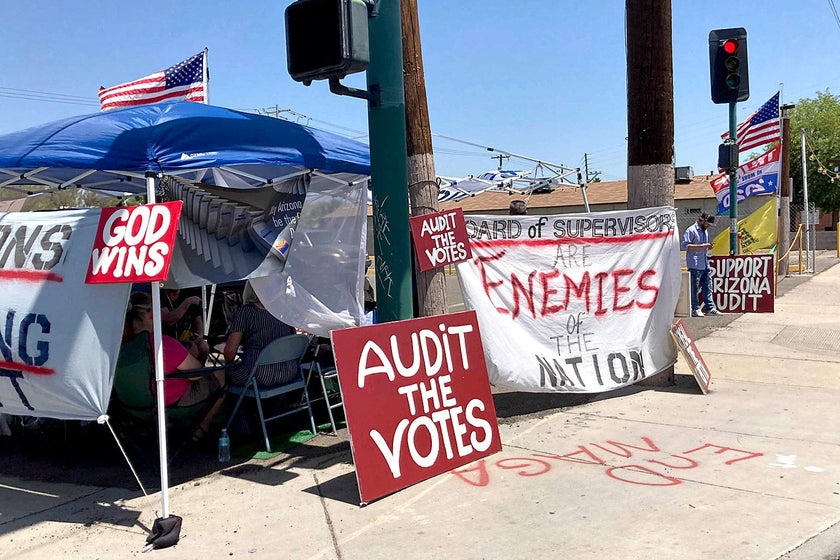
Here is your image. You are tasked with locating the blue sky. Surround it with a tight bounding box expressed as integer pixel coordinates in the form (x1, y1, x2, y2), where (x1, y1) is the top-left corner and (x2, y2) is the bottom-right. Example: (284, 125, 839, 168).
(1, 1, 839, 183)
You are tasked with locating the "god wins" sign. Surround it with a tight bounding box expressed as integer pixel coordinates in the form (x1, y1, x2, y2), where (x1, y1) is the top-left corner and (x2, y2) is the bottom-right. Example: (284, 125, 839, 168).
(85, 201, 182, 284)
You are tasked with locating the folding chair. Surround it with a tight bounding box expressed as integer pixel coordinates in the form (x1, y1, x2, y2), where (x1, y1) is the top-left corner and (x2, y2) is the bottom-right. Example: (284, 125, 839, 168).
(300, 337, 343, 435)
(223, 334, 317, 453)
(110, 333, 227, 463)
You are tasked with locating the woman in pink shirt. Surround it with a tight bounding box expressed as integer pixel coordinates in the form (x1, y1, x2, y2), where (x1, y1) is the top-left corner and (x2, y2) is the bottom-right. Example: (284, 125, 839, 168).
(124, 292, 226, 441)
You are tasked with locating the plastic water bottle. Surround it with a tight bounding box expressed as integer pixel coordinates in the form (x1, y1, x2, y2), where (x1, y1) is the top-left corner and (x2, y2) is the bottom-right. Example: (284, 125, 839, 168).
(218, 429, 231, 463)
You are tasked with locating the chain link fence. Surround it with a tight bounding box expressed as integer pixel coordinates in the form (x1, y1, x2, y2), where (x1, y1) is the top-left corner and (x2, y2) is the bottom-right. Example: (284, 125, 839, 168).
(676, 198, 823, 274)
(788, 201, 818, 272)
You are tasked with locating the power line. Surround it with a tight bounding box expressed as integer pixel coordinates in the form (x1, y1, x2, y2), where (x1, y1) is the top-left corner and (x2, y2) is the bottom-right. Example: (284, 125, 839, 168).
(0, 86, 99, 107)
(828, 0, 840, 31)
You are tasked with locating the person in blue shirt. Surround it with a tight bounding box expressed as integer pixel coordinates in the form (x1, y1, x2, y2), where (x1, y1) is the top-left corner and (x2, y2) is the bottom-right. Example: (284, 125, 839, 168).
(682, 213, 722, 317)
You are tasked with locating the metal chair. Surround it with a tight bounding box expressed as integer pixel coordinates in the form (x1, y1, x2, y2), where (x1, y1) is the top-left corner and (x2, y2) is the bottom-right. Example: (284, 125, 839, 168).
(300, 337, 343, 435)
(223, 334, 316, 453)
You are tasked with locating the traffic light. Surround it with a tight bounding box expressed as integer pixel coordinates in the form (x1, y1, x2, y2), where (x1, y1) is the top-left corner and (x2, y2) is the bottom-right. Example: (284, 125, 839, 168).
(709, 28, 749, 104)
(285, 0, 370, 85)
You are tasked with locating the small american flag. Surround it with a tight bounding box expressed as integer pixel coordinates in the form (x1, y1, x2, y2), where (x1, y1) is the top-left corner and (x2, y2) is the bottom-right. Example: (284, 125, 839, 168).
(720, 92, 780, 153)
(98, 51, 206, 111)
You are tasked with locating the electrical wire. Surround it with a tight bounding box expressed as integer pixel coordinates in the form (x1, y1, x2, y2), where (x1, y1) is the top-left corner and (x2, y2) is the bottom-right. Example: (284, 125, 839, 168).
(0, 86, 99, 107)
(828, 0, 840, 31)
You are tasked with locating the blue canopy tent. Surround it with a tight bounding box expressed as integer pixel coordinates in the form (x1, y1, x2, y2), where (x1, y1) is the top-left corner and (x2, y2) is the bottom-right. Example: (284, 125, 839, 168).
(0, 101, 371, 522)
(0, 101, 372, 334)
(0, 100, 369, 190)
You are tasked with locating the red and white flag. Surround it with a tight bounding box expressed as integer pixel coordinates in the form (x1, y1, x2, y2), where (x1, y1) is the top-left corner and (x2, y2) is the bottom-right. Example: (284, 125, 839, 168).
(720, 92, 780, 152)
(98, 51, 207, 111)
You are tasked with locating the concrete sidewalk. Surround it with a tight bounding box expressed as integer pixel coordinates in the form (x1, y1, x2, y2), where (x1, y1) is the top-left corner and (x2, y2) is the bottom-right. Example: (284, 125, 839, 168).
(1, 254, 839, 559)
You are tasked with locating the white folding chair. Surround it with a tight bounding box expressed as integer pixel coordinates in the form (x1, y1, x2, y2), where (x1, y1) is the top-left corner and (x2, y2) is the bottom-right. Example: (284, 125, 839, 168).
(301, 338, 343, 435)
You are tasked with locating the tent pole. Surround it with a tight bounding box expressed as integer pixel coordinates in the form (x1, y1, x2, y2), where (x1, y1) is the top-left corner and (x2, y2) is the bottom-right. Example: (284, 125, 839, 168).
(146, 171, 171, 519)
(204, 284, 217, 338)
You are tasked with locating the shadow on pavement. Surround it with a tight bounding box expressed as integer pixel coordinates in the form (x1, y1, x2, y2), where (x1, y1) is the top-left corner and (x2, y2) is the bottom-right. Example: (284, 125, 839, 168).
(302, 471, 361, 506)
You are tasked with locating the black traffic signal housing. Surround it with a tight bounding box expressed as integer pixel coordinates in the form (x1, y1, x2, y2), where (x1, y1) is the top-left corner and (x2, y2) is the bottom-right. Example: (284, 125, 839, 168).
(718, 141, 739, 172)
(285, 0, 370, 85)
(709, 28, 749, 104)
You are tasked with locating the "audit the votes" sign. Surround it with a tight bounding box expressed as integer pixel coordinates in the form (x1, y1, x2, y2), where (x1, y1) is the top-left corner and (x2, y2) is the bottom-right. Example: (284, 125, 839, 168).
(331, 310, 501, 504)
(409, 208, 472, 271)
(85, 201, 182, 284)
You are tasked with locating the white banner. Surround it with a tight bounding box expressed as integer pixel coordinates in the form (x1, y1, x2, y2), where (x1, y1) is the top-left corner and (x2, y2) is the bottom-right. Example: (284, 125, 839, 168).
(0, 209, 130, 420)
(457, 207, 681, 393)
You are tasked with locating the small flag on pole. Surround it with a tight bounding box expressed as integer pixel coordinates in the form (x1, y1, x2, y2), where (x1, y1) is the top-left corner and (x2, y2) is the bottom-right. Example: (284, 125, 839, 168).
(720, 92, 780, 153)
(98, 51, 207, 111)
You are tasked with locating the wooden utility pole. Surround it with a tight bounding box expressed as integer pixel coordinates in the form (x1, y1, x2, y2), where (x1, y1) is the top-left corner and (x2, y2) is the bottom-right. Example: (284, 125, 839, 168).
(778, 104, 794, 277)
(401, 0, 447, 317)
(626, 0, 675, 386)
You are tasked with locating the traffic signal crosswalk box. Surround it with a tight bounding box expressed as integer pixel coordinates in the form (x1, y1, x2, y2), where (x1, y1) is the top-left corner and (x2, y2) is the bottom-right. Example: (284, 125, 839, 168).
(285, 0, 370, 85)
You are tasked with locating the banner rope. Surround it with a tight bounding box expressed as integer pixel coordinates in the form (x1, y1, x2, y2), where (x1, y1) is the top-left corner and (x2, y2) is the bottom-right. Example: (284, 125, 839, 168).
(777, 223, 804, 263)
(775, 224, 805, 287)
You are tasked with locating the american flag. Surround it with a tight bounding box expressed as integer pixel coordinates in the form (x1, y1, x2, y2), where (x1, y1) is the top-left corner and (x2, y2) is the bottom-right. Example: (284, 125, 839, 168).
(720, 92, 780, 152)
(98, 51, 206, 111)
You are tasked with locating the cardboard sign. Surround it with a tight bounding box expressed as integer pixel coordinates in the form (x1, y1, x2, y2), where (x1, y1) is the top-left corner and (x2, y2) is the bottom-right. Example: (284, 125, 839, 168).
(409, 208, 472, 271)
(331, 310, 501, 504)
(86, 201, 182, 284)
(670, 319, 711, 394)
(709, 254, 774, 313)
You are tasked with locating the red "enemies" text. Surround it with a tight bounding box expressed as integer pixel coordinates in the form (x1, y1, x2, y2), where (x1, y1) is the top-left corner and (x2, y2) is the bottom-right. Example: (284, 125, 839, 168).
(475, 251, 660, 320)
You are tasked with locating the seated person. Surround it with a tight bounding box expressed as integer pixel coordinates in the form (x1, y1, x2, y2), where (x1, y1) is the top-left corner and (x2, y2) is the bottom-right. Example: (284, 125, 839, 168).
(125, 292, 226, 441)
(161, 287, 210, 364)
(223, 282, 298, 388)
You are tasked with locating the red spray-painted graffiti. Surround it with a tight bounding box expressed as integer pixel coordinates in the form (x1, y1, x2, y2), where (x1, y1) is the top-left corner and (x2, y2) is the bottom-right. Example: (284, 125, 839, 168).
(451, 437, 763, 487)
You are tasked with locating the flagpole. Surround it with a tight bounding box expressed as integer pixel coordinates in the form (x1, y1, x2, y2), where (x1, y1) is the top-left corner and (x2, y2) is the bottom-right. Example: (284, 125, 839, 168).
(729, 102, 739, 254)
(202, 47, 209, 105)
(800, 127, 812, 272)
(199, 48, 217, 340)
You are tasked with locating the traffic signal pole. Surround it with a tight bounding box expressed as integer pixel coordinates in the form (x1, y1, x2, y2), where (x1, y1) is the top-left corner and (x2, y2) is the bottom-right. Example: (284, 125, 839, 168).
(728, 102, 739, 254)
(366, 0, 414, 322)
(284, 1, 413, 321)
(709, 28, 749, 254)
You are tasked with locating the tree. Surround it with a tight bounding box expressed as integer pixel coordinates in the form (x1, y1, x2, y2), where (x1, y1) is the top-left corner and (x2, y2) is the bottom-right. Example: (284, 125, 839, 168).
(17, 187, 117, 211)
(789, 90, 840, 229)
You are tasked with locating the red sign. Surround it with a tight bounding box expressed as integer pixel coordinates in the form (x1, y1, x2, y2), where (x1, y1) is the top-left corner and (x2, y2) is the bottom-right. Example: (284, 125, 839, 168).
(85, 201, 182, 284)
(331, 310, 501, 504)
(709, 254, 775, 313)
(670, 319, 711, 394)
(409, 208, 472, 271)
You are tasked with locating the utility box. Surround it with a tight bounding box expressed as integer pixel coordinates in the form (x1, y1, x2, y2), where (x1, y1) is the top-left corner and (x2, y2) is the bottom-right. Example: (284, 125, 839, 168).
(675, 166, 694, 183)
(285, 0, 370, 85)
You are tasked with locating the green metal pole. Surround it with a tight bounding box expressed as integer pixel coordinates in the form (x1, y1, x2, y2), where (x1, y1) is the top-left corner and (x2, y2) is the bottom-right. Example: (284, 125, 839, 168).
(366, 0, 413, 322)
(728, 101, 739, 254)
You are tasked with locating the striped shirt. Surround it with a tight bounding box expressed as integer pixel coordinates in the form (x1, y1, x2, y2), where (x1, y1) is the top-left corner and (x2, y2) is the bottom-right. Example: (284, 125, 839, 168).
(226, 303, 296, 387)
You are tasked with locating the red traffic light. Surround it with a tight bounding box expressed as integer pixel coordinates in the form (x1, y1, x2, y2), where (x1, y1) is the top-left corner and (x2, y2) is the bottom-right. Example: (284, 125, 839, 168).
(709, 28, 749, 103)
(723, 39, 738, 54)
